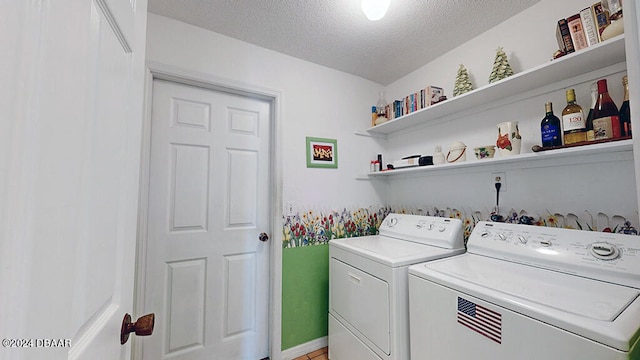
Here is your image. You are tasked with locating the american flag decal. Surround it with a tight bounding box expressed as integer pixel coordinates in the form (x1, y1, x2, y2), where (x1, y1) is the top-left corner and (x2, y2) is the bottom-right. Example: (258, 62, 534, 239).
(457, 297, 502, 344)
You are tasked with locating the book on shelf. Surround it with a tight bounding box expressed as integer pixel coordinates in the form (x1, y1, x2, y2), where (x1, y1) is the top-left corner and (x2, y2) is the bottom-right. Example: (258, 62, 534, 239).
(426, 86, 443, 105)
(556, 18, 574, 54)
(580, 6, 599, 46)
(410, 93, 416, 113)
(385, 86, 444, 120)
(567, 14, 588, 51)
(555, 2, 607, 55)
(393, 100, 402, 118)
(591, 2, 610, 42)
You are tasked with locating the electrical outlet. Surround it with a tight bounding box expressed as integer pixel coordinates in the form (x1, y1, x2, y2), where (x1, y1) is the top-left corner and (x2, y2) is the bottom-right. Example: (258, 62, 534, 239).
(286, 201, 297, 216)
(491, 172, 506, 192)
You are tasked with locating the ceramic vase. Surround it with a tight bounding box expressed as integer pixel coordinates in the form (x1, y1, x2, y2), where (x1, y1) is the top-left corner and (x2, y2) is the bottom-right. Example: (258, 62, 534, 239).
(496, 121, 522, 156)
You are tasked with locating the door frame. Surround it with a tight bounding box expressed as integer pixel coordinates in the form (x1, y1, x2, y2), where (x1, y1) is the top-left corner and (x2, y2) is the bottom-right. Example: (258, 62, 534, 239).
(133, 61, 284, 359)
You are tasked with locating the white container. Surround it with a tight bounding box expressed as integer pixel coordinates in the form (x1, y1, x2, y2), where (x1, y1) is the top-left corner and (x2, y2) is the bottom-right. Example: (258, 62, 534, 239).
(433, 146, 445, 165)
(446, 141, 467, 163)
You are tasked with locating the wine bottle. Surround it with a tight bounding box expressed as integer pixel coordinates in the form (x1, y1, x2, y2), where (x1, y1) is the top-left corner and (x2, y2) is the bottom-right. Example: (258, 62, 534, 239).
(541, 102, 562, 147)
(561, 89, 587, 144)
(585, 83, 597, 141)
(620, 75, 631, 137)
(592, 79, 621, 140)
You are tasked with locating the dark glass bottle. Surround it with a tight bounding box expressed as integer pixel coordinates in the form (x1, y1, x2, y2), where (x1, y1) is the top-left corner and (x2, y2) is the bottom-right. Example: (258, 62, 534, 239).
(620, 75, 631, 137)
(585, 83, 597, 141)
(541, 102, 562, 147)
(592, 79, 620, 140)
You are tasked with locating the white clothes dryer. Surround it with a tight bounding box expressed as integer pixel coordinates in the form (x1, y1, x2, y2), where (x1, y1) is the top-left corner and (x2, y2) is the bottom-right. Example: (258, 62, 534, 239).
(408, 221, 640, 360)
(329, 213, 464, 360)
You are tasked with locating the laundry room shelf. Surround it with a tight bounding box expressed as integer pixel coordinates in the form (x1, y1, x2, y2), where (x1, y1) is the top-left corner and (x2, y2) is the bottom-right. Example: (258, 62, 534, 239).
(361, 139, 633, 178)
(364, 35, 625, 137)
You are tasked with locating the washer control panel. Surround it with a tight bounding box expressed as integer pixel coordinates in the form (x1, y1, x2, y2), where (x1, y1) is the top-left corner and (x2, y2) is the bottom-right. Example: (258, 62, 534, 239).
(468, 221, 640, 288)
(379, 213, 464, 250)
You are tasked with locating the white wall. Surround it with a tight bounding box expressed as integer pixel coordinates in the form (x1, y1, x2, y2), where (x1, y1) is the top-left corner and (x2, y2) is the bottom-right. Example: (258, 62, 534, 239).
(145, 0, 638, 232)
(146, 14, 387, 211)
(381, 0, 638, 223)
(385, 0, 596, 101)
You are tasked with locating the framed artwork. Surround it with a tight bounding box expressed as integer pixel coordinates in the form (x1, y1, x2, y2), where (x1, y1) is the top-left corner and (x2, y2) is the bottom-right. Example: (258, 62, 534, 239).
(306, 137, 338, 168)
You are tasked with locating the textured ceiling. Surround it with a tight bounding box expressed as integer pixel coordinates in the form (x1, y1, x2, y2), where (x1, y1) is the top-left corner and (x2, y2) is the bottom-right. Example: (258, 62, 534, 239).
(148, 0, 541, 85)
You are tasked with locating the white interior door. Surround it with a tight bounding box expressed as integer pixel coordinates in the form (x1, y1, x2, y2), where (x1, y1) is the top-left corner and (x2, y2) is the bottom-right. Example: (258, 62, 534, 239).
(0, 0, 147, 359)
(141, 80, 271, 360)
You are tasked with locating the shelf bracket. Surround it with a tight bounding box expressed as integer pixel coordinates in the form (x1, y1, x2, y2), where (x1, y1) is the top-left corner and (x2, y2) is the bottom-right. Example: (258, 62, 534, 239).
(354, 129, 387, 140)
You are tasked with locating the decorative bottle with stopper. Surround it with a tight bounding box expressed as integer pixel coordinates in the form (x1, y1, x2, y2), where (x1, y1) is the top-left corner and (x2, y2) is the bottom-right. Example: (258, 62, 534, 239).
(375, 91, 388, 125)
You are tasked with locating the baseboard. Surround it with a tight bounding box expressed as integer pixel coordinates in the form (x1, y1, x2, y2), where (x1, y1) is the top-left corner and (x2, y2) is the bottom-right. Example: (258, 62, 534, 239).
(281, 336, 328, 360)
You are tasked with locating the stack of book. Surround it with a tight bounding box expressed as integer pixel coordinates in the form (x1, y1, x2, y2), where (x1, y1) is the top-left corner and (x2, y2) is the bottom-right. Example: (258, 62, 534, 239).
(556, 2, 611, 56)
(383, 86, 444, 121)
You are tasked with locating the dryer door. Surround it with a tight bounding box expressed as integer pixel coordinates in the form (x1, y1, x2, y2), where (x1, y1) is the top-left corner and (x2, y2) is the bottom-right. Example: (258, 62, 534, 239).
(330, 258, 390, 355)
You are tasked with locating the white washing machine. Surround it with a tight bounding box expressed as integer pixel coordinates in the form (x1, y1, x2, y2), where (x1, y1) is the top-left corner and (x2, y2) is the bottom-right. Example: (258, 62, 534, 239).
(408, 221, 640, 359)
(329, 213, 464, 360)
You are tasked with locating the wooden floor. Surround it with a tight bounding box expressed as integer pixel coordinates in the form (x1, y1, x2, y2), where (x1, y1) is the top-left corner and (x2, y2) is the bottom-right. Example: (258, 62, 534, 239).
(292, 346, 328, 360)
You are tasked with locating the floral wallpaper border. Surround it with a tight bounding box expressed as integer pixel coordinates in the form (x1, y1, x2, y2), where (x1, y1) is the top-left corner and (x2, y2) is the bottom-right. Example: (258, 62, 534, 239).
(282, 205, 639, 248)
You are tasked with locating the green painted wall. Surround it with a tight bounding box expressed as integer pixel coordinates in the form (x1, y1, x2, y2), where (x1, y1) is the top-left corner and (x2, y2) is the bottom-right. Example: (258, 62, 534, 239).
(281, 244, 329, 350)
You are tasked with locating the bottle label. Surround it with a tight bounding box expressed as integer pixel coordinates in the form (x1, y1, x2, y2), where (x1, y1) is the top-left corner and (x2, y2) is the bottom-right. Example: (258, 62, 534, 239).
(593, 116, 614, 139)
(564, 131, 587, 144)
(562, 113, 585, 132)
(612, 115, 622, 138)
(541, 124, 560, 144)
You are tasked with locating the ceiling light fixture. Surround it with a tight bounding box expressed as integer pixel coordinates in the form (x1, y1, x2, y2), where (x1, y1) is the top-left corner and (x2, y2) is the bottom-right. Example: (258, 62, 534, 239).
(361, 0, 390, 21)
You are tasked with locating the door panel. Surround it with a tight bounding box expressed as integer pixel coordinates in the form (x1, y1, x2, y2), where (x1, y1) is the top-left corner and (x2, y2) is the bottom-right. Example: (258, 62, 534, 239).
(170, 144, 210, 232)
(1, 0, 147, 359)
(224, 252, 257, 337)
(166, 259, 207, 355)
(142, 80, 271, 360)
(227, 149, 259, 227)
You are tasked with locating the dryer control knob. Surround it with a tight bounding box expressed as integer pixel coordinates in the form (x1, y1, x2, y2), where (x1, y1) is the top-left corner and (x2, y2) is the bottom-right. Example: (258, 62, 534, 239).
(518, 235, 528, 244)
(589, 242, 620, 260)
(438, 225, 446, 232)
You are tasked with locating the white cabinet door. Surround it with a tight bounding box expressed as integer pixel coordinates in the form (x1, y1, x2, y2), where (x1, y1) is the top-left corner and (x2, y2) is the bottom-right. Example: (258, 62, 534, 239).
(0, 0, 147, 359)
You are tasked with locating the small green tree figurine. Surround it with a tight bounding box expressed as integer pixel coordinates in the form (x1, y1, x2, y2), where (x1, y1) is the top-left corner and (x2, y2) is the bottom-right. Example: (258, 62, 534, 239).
(453, 64, 474, 96)
(489, 47, 514, 83)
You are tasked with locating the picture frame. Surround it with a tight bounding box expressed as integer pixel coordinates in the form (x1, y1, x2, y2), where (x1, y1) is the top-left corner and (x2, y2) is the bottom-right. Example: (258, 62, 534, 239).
(306, 137, 338, 169)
